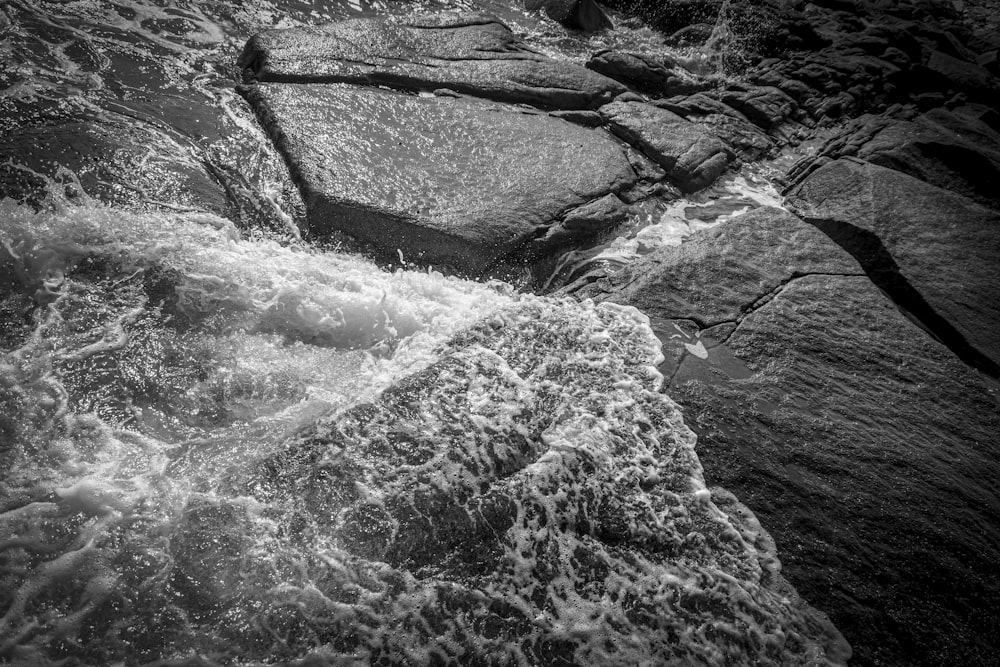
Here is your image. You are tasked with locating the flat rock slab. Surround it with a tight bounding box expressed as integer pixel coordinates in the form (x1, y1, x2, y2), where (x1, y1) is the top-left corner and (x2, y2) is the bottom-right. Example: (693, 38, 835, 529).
(786, 157, 1000, 376)
(600, 100, 732, 192)
(239, 13, 625, 109)
(241, 82, 635, 274)
(567, 207, 1000, 665)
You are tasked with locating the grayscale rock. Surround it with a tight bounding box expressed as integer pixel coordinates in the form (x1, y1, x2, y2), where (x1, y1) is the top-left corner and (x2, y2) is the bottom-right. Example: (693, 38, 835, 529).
(241, 83, 636, 274)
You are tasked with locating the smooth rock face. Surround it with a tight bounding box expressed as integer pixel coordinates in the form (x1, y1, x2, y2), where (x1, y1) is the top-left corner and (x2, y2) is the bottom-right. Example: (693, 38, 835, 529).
(786, 158, 1000, 376)
(600, 100, 731, 192)
(241, 83, 636, 274)
(567, 207, 1000, 666)
(226, 298, 850, 665)
(239, 14, 625, 109)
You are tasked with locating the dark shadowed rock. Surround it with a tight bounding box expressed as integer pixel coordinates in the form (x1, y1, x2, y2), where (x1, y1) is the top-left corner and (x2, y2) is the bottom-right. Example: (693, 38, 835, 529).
(786, 158, 1000, 376)
(565, 206, 1000, 666)
(230, 297, 850, 664)
(600, 100, 731, 192)
(653, 94, 777, 160)
(559, 192, 628, 231)
(916, 49, 1000, 104)
(787, 107, 1000, 209)
(720, 86, 798, 130)
(0, 110, 226, 213)
(240, 82, 636, 274)
(587, 50, 712, 96)
(602, 0, 824, 61)
(239, 14, 625, 109)
(524, 0, 613, 31)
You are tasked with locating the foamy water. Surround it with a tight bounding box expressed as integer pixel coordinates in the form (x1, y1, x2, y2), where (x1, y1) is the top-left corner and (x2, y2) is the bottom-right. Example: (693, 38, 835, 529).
(1, 1, 848, 664)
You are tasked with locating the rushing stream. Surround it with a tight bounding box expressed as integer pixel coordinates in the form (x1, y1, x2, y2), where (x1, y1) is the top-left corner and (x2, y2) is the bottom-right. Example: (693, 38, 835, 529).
(1, 1, 847, 664)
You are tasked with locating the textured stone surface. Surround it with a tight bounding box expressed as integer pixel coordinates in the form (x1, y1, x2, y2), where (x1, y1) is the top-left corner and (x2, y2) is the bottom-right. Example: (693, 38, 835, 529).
(564, 207, 864, 373)
(239, 14, 625, 109)
(587, 50, 711, 96)
(599, 100, 731, 192)
(241, 82, 636, 274)
(787, 107, 1000, 209)
(566, 206, 1000, 666)
(786, 158, 1000, 376)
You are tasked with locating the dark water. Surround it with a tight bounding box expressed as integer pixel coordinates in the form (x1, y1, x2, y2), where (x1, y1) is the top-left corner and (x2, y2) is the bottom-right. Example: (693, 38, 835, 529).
(0, 1, 850, 665)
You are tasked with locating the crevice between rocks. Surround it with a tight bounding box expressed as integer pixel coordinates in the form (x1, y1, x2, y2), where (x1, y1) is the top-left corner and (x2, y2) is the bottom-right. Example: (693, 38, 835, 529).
(700, 271, 866, 346)
(800, 215, 1000, 379)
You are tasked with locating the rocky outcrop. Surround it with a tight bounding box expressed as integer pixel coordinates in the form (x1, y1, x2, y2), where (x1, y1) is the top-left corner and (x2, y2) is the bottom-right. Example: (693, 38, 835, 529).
(564, 207, 865, 373)
(787, 106, 1000, 209)
(600, 100, 732, 192)
(587, 50, 712, 96)
(565, 206, 1000, 666)
(652, 93, 777, 160)
(238, 14, 626, 110)
(241, 82, 636, 275)
(0, 108, 227, 214)
(785, 158, 1000, 377)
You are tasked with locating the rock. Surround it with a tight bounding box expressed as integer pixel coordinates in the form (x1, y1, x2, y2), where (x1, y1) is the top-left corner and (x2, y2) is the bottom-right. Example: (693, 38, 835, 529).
(787, 107, 1000, 209)
(239, 14, 625, 110)
(586, 50, 712, 96)
(240, 82, 636, 275)
(720, 86, 798, 130)
(977, 49, 1000, 76)
(750, 50, 903, 120)
(523, 0, 613, 31)
(547, 109, 604, 127)
(664, 23, 715, 48)
(566, 206, 1000, 666)
(0, 109, 227, 213)
(560, 193, 628, 231)
(785, 158, 1000, 377)
(565, 207, 864, 370)
(603, 0, 824, 59)
(630, 95, 775, 167)
(231, 297, 850, 664)
(600, 100, 732, 192)
(915, 49, 1000, 104)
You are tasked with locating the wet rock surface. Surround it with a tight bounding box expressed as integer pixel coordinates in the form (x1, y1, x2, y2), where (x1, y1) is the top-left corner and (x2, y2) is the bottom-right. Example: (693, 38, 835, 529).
(788, 105, 1000, 208)
(0, 107, 227, 214)
(241, 82, 635, 275)
(600, 100, 732, 192)
(786, 158, 1000, 377)
(567, 206, 1000, 666)
(239, 14, 626, 109)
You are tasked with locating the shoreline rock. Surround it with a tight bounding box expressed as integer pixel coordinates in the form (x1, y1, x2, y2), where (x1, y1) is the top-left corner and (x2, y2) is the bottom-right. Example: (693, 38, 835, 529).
(240, 82, 636, 275)
(786, 157, 1000, 378)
